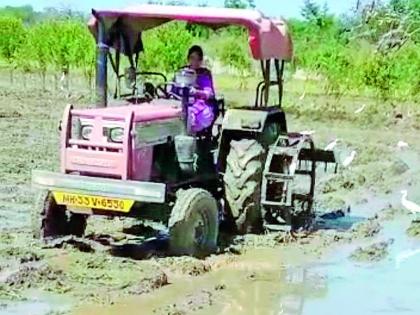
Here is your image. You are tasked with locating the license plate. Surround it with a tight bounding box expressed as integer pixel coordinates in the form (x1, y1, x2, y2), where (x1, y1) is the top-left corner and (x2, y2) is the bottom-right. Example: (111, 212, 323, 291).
(52, 192, 134, 213)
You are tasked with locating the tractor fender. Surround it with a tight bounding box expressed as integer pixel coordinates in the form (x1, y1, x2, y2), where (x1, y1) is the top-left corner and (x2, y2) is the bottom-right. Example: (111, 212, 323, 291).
(221, 109, 268, 132)
(218, 108, 288, 173)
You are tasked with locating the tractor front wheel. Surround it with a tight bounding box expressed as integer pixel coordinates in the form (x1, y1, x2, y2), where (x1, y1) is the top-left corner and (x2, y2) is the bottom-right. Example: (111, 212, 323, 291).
(32, 190, 87, 239)
(168, 189, 219, 257)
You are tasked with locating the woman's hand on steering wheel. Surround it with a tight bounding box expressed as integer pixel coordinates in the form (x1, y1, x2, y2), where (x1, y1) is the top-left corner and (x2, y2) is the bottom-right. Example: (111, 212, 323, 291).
(156, 84, 169, 99)
(167, 91, 182, 100)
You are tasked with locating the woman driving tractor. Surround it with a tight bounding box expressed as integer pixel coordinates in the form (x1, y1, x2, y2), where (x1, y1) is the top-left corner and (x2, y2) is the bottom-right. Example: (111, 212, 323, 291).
(175, 45, 215, 133)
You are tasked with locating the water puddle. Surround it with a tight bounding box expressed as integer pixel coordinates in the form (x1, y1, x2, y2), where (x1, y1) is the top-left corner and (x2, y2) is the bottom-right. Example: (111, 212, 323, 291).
(71, 248, 326, 315)
(72, 207, 420, 315)
(297, 218, 420, 315)
(399, 150, 420, 173)
(0, 290, 71, 315)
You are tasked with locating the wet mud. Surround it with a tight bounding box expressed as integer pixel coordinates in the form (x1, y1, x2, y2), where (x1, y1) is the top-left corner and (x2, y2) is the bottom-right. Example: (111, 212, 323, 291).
(406, 221, 420, 238)
(1, 88, 420, 314)
(350, 240, 393, 262)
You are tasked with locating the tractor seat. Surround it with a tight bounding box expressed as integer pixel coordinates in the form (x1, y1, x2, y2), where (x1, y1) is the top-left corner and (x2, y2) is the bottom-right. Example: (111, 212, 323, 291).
(210, 95, 225, 118)
(195, 96, 225, 138)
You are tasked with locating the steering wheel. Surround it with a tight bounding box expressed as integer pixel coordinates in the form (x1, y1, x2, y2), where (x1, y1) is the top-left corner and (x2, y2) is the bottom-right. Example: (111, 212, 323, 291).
(156, 83, 182, 100)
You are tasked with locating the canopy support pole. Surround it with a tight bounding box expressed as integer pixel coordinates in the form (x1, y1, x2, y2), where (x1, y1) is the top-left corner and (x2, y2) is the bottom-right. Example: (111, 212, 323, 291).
(96, 18, 108, 108)
(275, 59, 284, 108)
(263, 59, 271, 107)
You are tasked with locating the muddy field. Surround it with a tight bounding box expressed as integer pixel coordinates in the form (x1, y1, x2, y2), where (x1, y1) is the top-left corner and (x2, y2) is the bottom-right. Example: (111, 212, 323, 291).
(1, 79, 420, 315)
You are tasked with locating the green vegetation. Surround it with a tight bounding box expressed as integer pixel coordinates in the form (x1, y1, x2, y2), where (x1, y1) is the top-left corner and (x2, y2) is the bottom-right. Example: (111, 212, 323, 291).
(0, 0, 418, 102)
(140, 22, 194, 73)
(291, 0, 420, 101)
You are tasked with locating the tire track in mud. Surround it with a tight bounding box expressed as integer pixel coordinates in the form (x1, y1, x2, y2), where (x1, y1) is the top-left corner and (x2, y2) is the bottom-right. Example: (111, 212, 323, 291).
(0, 184, 32, 231)
(0, 92, 61, 232)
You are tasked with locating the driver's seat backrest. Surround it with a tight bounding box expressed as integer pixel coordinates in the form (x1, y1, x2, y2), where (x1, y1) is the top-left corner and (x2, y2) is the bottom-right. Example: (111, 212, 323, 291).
(209, 96, 224, 121)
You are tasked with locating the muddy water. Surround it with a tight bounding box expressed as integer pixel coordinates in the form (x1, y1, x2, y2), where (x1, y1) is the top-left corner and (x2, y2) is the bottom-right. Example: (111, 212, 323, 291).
(71, 194, 420, 315)
(302, 219, 420, 315)
(73, 224, 420, 315)
(73, 248, 313, 315)
(0, 290, 71, 315)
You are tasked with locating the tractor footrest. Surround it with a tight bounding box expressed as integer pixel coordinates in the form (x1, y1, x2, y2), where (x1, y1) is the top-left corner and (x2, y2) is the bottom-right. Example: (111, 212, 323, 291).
(293, 193, 313, 202)
(264, 224, 291, 232)
(264, 172, 293, 182)
(295, 170, 313, 175)
(262, 200, 288, 208)
(270, 147, 298, 157)
(299, 148, 336, 163)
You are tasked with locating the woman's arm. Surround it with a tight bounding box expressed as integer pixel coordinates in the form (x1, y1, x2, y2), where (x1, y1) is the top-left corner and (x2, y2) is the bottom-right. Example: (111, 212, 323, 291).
(195, 69, 215, 100)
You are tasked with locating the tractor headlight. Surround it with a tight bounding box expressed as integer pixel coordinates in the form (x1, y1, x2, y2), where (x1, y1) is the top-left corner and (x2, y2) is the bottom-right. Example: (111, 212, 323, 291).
(109, 127, 124, 143)
(81, 125, 93, 140)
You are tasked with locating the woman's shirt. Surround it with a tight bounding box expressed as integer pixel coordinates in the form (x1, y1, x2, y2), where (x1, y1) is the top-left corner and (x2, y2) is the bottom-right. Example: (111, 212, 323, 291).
(194, 67, 215, 100)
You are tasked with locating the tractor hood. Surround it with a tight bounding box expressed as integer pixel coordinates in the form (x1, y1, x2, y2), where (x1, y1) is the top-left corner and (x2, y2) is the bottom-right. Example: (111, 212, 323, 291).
(72, 99, 182, 123)
(88, 4, 293, 61)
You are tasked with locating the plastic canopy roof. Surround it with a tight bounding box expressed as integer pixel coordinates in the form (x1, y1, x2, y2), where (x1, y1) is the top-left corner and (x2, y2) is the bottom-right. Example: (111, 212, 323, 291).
(88, 4, 293, 61)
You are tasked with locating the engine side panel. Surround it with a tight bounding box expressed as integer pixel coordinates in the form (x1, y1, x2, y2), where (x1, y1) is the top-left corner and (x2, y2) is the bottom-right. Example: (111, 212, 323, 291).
(134, 117, 184, 148)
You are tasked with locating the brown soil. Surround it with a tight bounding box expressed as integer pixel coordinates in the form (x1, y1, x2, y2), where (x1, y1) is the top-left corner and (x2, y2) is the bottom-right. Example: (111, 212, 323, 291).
(350, 240, 394, 262)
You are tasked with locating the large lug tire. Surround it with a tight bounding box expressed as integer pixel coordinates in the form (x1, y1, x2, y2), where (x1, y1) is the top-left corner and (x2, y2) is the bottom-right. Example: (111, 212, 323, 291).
(68, 213, 88, 237)
(223, 139, 265, 234)
(168, 189, 219, 257)
(31, 190, 87, 239)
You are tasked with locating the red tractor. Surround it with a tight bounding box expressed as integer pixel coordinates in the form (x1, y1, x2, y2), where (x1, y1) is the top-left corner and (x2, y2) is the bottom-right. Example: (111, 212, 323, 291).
(32, 5, 336, 256)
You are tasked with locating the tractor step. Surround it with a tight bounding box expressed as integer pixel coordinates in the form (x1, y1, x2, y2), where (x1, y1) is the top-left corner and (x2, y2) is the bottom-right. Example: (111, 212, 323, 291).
(270, 147, 298, 157)
(264, 172, 294, 182)
(299, 148, 336, 164)
(261, 200, 287, 207)
(264, 224, 291, 232)
(295, 170, 312, 175)
(293, 193, 313, 202)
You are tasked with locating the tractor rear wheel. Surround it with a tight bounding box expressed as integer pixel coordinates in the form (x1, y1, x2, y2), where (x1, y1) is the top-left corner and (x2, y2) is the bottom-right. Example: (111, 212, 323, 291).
(168, 189, 219, 257)
(223, 139, 265, 234)
(32, 190, 87, 239)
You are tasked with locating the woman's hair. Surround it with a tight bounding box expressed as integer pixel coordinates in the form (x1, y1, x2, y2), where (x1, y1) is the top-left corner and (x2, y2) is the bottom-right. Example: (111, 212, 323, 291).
(188, 45, 204, 60)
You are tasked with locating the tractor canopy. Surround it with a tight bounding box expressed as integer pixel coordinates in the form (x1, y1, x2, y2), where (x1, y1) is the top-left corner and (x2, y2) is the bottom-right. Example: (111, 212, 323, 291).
(88, 4, 293, 61)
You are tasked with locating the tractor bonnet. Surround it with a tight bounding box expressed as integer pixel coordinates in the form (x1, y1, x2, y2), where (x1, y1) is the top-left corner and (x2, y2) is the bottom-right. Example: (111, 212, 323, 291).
(88, 4, 293, 61)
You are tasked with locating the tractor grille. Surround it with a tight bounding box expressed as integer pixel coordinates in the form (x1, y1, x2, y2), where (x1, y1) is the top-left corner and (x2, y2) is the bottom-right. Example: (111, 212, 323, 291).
(61, 108, 133, 180)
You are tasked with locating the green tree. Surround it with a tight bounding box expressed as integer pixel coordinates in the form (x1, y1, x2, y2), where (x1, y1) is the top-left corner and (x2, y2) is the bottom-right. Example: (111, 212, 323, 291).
(166, 0, 188, 5)
(0, 16, 26, 82)
(224, 0, 248, 9)
(17, 23, 52, 88)
(247, 0, 256, 8)
(73, 25, 96, 89)
(218, 33, 252, 89)
(301, 0, 333, 28)
(48, 20, 95, 90)
(301, 0, 321, 21)
(0, 5, 36, 24)
(0, 16, 25, 63)
(140, 22, 194, 74)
